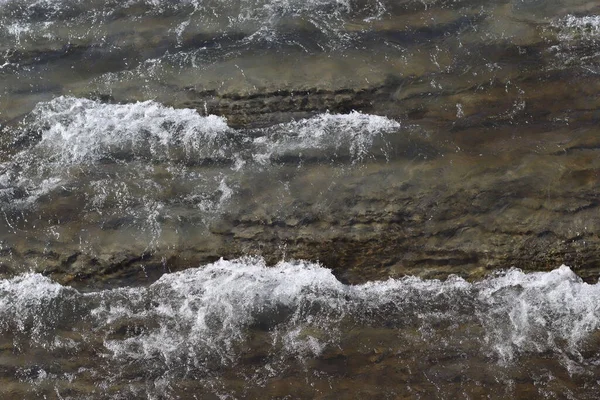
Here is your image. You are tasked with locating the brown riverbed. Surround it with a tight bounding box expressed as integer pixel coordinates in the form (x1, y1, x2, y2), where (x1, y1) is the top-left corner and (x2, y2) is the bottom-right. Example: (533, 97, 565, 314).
(1, 0, 600, 398)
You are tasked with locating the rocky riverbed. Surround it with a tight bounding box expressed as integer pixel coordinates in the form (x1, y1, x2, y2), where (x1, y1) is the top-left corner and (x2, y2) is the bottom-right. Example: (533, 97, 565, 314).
(4, 1, 600, 399)
(1, 0, 600, 289)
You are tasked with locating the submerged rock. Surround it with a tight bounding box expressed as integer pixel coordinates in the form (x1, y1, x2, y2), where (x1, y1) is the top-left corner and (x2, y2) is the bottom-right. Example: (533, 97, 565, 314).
(1, 0, 600, 287)
(2, 122, 600, 287)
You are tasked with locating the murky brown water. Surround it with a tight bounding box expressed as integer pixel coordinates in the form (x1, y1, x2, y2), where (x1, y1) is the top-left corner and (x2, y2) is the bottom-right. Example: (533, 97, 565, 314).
(2, 0, 600, 398)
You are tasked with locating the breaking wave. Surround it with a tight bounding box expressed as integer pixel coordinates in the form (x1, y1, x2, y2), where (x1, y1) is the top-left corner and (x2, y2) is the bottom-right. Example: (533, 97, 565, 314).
(0, 96, 400, 208)
(1, 260, 599, 397)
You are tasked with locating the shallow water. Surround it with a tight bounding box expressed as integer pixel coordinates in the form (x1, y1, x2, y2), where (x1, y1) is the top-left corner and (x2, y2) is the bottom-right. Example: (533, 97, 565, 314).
(2, 260, 600, 399)
(1, 0, 600, 398)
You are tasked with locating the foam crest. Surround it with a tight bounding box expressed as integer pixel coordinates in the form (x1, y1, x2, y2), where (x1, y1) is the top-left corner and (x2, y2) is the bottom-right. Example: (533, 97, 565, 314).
(27, 96, 231, 165)
(255, 111, 400, 163)
(0, 97, 400, 216)
(98, 258, 347, 366)
(1, 260, 599, 370)
(0, 97, 235, 219)
(19, 97, 398, 165)
(552, 15, 600, 42)
(0, 273, 79, 347)
(476, 266, 600, 361)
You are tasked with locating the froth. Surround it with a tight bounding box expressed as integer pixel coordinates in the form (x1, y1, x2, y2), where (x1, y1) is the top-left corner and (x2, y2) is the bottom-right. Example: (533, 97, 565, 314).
(98, 261, 600, 367)
(1, 261, 599, 368)
(255, 111, 400, 163)
(28, 96, 231, 165)
(1, 97, 400, 212)
(19, 96, 398, 165)
(0, 273, 79, 347)
(476, 265, 600, 361)
(552, 15, 600, 42)
(100, 258, 346, 367)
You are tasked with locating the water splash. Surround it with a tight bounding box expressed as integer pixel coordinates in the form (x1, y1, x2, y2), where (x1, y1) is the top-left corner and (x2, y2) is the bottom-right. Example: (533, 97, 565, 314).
(0, 261, 597, 362)
(548, 14, 600, 71)
(1, 96, 399, 207)
(1, 261, 599, 397)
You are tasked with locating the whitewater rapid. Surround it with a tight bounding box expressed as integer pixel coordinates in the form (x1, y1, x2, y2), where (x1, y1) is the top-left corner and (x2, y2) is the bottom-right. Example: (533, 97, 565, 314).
(0, 96, 400, 208)
(2, 0, 600, 398)
(1, 259, 599, 398)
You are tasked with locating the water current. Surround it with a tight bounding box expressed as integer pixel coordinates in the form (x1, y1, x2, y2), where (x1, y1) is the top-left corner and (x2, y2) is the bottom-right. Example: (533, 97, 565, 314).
(1, 0, 600, 398)
(3, 260, 600, 398)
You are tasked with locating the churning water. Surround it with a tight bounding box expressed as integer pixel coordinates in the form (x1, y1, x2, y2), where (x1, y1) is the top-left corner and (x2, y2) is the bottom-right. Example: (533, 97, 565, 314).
(2, 260, 600, 398)
(1, 0, 600, 398)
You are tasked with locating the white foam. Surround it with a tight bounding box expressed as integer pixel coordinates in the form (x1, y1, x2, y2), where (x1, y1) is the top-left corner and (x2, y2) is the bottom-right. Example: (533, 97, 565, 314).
(98, 257, 346, 366)
(27, 96, 231, 165)
(0, 97, 235, 216)
(19, 97, 398, 165)
(1, 97, 400, 213)
(106, 261, 600, 367)
(476, 265, 600, 362)
(2, 260, 599, 370)
(0, 273, 78, 347)
(254, 111, 400, 163)
(552, 15, 600, 42)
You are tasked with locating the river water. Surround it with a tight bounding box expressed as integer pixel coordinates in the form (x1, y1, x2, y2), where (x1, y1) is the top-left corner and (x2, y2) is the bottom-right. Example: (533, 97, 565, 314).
(2, 260, 600, 399)
(1, 0, 600, 398)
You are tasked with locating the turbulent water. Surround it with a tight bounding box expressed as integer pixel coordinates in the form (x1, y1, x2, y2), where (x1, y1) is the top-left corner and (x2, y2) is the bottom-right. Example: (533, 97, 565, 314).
(2, 0, 600, 398)
(2, 260, 600, 398)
